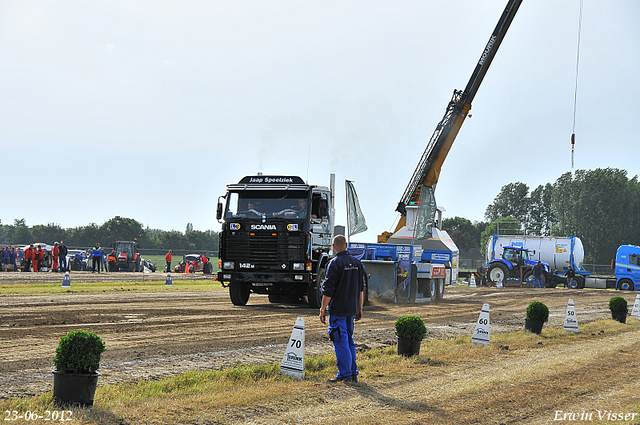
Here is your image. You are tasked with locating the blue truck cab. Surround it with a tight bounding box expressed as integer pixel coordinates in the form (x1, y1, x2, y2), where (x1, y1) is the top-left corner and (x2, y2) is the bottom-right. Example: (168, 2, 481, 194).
(615, 245, 640, 291)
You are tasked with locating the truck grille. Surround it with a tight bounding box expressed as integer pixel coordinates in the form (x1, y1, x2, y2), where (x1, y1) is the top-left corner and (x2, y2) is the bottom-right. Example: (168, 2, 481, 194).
(224, 232, 305, 267)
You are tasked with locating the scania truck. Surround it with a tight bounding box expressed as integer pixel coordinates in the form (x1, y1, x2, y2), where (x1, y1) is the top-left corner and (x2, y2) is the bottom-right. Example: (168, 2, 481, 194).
(216, 175, 334, 307)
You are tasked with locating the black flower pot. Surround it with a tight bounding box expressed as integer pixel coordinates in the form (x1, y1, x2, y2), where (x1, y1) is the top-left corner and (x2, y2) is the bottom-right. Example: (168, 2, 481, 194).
(524, 318, 544, 335)
(397, 337, 421, 357)
(611, 310, 627, 324)
(53, 371, 100, 406)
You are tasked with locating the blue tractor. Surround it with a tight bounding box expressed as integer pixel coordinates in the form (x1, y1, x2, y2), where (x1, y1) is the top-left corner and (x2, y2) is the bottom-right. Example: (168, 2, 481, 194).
(486, 246, 553, 287)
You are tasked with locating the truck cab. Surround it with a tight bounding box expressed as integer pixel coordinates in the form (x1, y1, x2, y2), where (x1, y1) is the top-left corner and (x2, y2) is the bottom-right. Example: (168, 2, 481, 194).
(615, 245, 640, 291)
(216, 175, 334, 307)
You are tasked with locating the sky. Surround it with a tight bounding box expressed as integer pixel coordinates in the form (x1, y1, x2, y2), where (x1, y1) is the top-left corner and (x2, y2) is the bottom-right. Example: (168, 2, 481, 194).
(1, 0, 639, 243)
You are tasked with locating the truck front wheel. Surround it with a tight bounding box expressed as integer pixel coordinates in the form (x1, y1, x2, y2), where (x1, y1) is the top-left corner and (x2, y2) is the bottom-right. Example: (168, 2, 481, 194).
(487, 263, 508, 285)
(307, 268, 325, 309)
(618, 279, 634, 291)
(230, 282, 250, 305)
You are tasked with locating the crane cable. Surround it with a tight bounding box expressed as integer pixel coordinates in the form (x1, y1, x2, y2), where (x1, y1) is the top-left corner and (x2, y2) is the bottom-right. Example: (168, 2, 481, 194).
(571, 0, 584, 169)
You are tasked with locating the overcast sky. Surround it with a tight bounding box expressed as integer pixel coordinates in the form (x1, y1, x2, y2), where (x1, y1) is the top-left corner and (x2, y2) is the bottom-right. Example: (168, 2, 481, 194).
(1, 0, 639, 242)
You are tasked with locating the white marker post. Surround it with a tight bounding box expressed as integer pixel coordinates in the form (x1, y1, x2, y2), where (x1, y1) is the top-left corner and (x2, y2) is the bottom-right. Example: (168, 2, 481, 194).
(563, 299, 579, 333)
(631, 294, 640, 318)
(471, 303, 490, 345)
(280, 317, 305, 380)
(469, 274, 476, 288)
(165, 273, 173, 287)
(61, 271, 71, 288)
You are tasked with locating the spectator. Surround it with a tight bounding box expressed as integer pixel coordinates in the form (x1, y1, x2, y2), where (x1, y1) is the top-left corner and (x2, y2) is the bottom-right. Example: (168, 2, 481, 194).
(2, 246, 9, 270)
(92, 243, 102, 273)
(108, 250, 117, 272)
(165, 250, 172, 273)
(533, 261, 544, 288)
(58, 241, 68, 272)
(51, 242, 59, 273)
(33, 245, 43, 272)
(24, 245, 34, 272)
(10, 247, 16, 272)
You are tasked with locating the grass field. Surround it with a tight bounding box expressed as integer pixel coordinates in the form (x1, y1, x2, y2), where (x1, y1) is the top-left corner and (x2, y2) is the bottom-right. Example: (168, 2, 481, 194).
(2, 319, 638, 424)
(0, 280, 224, 296)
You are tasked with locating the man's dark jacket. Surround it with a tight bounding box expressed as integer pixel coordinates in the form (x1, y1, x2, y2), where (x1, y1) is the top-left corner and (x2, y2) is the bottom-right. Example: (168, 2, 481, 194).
(322, 250, 364, 316)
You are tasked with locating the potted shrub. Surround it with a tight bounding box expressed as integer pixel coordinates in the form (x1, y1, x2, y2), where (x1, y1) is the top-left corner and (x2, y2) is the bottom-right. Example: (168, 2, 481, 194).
(395, 315, 427, 357)
(609, 296, 628, 323)
(524, 301, 549, 335)
(52, 330, 106, 406)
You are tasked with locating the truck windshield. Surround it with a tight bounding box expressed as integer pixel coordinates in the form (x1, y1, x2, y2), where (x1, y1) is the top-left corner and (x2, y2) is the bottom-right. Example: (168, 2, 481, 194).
(225, 191, 309, 219)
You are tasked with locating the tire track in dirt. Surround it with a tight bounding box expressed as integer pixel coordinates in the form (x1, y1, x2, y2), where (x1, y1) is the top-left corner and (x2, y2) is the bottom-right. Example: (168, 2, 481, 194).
(0, 285, 627, 402)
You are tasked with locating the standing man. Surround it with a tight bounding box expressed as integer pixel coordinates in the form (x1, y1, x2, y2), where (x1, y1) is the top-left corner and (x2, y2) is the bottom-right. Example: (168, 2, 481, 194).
(33, 245, 42, 272)
(92, 243, 102, 273)
(51, 242, 59, 273)
(565, 265, 576, 288)
(165, 250, 172, 273)
(319, 235, 365, 383)
(58, 241, 68, 272)
(24, 245, 33, 272)
(533, 261, 544, 289)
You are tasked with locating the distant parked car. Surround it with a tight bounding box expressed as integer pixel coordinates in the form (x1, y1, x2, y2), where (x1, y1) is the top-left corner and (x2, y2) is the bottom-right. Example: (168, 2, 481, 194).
(143, 259, 157, 272)
(67, 250, 88, 271)
(174, 254, 213, 274)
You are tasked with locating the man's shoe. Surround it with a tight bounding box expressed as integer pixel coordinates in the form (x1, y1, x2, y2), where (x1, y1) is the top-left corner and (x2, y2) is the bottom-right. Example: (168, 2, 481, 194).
(351, 375, 358, 383)
(327, 377, 350, 384)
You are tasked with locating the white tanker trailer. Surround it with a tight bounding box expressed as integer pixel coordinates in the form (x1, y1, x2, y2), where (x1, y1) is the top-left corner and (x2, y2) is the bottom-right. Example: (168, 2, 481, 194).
(486, 235, 588, 287)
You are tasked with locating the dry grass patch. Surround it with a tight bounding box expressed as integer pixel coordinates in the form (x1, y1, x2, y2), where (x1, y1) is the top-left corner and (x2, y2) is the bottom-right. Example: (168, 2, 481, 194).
(3, 319, 640, 424)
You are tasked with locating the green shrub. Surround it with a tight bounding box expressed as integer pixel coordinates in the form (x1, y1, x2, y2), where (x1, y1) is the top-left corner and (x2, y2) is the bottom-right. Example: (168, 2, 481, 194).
(394, 315, 427, 341)
(526, 301, 549, 322)
(609, 296, 628, 312)
(53, 330, 106, 374)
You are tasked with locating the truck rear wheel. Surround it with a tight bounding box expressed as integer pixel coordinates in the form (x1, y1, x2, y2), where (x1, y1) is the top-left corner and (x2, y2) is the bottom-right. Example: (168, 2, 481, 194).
(307, 268, 325, 309)
(230, 282, 250, 305)
(487, 263, 508, 285)
(543, 273, 556, 288)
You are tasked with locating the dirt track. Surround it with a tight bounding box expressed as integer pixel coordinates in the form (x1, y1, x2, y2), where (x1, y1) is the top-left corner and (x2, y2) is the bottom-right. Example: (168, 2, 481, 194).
(0, 273, 622, 401)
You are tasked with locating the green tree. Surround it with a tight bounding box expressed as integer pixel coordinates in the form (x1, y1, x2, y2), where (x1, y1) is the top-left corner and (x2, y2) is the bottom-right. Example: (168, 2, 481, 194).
(12, 222, 32, 245)
(528, 184, 555, 235)
(442, 217, 480, 251)
(100, 216, 145, 244)
(31, 223, 67, 244)
(480, 216, 522, 253)
(484, 182, 531, 226)
(158, 230, 191, 250)
(552, 168, 639, 263)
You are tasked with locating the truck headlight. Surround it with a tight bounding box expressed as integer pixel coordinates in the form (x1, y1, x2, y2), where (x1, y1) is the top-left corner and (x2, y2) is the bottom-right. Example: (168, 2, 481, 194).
(293, 263, 304, 271)
(294, 275, 304, 281)
(223, 262, 234, 269)
(223, 274, 231, 280)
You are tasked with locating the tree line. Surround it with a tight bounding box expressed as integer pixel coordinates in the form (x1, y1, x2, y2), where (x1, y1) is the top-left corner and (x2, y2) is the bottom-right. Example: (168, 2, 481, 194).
(441, 167, 640, 264)
(0, 216, 218, 252)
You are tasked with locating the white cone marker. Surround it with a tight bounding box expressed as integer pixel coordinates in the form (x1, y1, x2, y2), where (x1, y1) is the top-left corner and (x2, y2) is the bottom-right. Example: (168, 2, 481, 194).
(631, 294, 640, 318)
(470, 274, 476, 288)
(563, 299, 579, 333)
(165, 273, 173, 286)
(62, 272, 71, 288)
(280, 317, 305, 380)
(471, 303, 490, 345)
